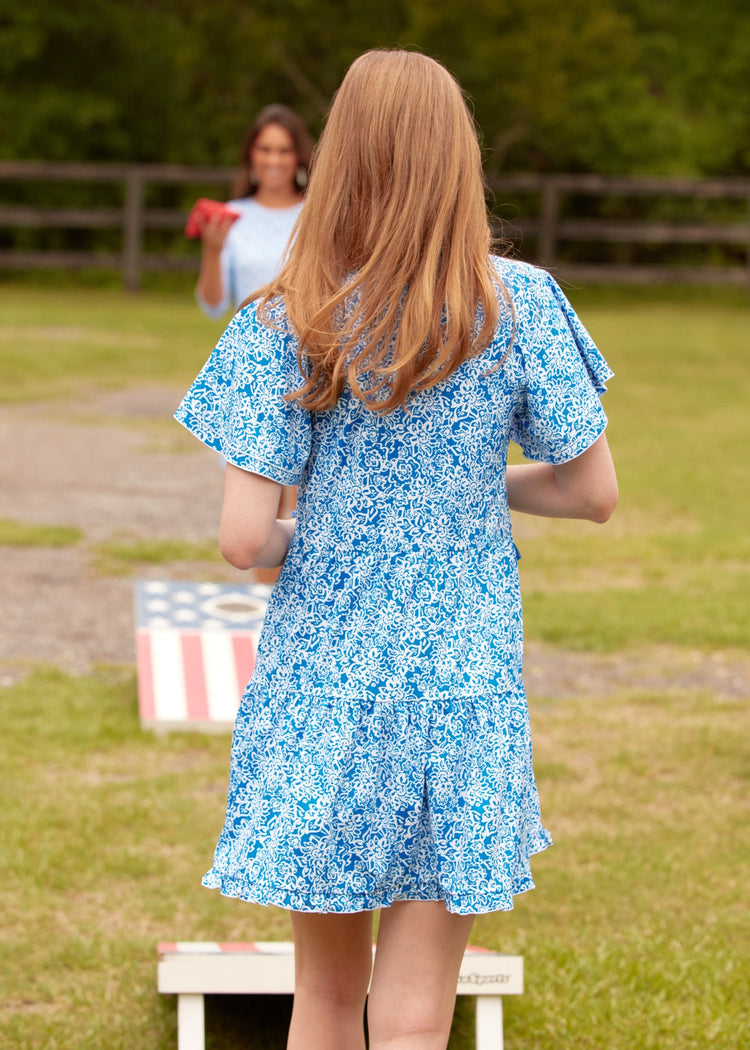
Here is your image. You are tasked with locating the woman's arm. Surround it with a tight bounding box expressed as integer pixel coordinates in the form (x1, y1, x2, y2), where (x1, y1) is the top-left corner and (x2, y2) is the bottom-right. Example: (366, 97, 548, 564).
(219, 463, 296, 569)
(506, 433, 618, 523)
(195, 213, 235, 309)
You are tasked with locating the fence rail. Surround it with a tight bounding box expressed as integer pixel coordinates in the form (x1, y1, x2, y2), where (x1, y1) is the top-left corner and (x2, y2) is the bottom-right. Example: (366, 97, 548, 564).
(1, 161, 749, 290)
(494, 173, 750, 288)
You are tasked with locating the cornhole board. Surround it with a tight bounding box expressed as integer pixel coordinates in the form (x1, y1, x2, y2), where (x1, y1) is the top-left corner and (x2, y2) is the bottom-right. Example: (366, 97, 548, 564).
(134, 580, 271, 731)
(157, 941, 523, 1050)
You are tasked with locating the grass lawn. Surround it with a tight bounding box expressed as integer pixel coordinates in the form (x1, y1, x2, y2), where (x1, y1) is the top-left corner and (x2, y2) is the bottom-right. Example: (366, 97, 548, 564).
(0, 285, 224, 402)
(91, 537, 223, 576)
(0, 519, 83, 547)
(509, 286, 750, 650)
(1, 282, 748, 1048)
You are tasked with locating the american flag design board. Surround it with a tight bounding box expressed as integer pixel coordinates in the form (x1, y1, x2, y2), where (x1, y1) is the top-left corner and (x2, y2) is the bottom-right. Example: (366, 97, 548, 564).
(134, 580, 271, 731)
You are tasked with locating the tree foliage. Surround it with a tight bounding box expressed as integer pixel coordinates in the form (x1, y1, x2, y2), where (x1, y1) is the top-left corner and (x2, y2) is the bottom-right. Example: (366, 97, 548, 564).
(1, 0, 748, 175)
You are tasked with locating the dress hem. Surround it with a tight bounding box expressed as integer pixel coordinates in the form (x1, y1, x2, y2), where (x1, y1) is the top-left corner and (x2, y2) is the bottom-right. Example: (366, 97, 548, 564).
(201, 832, 552, 916)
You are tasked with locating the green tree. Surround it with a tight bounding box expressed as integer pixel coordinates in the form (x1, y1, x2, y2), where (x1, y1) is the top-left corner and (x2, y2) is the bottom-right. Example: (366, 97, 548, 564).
(0, 0, 190, 161)
(0, 0, 748, 175)
(616, 0, 750, 174)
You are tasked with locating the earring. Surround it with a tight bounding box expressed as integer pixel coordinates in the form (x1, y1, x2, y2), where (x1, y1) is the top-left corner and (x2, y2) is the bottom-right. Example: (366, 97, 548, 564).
(296, 166, 308, 189)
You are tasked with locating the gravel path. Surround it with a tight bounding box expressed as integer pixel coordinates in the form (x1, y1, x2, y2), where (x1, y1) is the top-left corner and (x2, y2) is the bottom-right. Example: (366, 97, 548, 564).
(2, 386, 748, 698)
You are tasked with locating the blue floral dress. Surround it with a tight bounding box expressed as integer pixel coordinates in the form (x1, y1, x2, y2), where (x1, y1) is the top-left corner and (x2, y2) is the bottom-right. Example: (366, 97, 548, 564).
(175, 256, 613, 915)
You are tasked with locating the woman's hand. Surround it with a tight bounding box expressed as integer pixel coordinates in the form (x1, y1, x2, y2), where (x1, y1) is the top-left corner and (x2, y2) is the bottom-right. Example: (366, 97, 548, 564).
(219, 463, 296, 569)
(506, 433, 618, 523)
(198, 212, 236, 253)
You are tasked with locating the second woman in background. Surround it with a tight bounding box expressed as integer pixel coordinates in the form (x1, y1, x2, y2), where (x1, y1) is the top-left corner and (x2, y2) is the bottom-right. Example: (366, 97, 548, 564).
(195, 104, 313, 319)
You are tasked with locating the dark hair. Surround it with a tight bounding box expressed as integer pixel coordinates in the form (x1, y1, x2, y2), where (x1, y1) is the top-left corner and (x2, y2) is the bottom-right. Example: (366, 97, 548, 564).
(231, 104, 314, 198)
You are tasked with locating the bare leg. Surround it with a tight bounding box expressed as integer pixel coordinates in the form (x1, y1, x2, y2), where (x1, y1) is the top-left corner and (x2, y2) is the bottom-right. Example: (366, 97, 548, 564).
(367, 901, 474, 1050)
(287, 910, 373, 1050)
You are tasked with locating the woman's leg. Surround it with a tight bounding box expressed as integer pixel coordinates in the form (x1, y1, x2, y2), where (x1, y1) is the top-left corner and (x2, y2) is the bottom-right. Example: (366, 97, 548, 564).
(287, 909, 374, 1050)
(367, 901, 474, 1050)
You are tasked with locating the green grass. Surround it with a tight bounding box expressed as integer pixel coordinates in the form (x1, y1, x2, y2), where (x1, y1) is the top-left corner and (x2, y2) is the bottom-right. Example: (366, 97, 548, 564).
(0, 286, 224, 402)
(509, 290, 750, 650)
(92, 537, 223, 575)
(1, 669, 747, 1049)
(0, 518, 83, 547)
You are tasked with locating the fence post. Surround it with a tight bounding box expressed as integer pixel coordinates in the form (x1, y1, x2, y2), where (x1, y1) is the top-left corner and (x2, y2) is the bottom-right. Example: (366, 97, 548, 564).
(123, 169, 144, 292)
(539, 180, 559, 268)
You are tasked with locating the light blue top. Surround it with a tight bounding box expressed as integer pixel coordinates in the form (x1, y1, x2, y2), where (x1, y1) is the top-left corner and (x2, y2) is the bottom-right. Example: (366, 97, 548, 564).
(177, 257, 614, 914)
(196, 197, 303, 319)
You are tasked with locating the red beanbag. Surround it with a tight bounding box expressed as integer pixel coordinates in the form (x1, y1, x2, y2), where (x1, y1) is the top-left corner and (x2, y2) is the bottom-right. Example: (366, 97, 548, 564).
(185, 198, 241, 239)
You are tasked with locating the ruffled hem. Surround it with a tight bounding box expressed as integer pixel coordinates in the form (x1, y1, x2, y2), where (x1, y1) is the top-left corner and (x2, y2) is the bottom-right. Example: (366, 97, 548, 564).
(201, 828, 552, 916)
(202, 684, 552, 916)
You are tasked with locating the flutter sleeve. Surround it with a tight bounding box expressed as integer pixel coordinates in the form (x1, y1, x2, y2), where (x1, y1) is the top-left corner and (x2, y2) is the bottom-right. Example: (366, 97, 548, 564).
(509, 269, 614, 464)
(174, 303, 311, 485)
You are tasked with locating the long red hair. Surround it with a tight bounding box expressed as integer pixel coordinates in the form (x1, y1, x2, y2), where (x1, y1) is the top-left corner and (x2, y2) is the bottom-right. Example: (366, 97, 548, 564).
(257, 50, 504, 412)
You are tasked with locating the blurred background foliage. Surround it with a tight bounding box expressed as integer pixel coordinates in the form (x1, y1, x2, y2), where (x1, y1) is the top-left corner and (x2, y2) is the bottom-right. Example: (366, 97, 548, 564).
(1, 0, 749, 175)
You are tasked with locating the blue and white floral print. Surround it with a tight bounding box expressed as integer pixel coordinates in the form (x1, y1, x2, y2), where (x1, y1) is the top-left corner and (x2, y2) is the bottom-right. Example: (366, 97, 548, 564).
(175, 256, 613, 914)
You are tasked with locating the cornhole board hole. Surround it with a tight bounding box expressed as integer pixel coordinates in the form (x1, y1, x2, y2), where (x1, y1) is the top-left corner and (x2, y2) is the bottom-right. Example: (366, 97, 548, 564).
(134, 580, 271, 731)
(158, 941, 523, 1050)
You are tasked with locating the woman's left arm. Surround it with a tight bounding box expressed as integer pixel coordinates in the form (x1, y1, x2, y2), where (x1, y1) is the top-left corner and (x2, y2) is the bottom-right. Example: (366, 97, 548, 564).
(506, 433, 618, 523)
(219, 463, 296, 569)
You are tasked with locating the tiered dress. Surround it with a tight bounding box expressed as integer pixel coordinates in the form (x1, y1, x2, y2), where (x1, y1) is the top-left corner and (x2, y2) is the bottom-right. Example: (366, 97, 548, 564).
(176, 256, 613, 914)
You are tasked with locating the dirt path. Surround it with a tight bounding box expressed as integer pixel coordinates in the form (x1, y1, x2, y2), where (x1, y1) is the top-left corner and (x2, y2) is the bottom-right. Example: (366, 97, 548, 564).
(2, 385, 748, 698)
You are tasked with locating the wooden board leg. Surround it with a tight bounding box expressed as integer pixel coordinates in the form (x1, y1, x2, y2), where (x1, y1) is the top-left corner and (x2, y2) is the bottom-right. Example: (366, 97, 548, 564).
(177, 993, 206, 1050)
(475, 996, 504, 1050)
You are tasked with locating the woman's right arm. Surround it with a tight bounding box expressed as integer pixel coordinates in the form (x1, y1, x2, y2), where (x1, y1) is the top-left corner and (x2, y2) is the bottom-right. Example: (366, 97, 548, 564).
(506, 433, 618, 523)
(195, 214, 236, 310)
(219, 463, 296, 569)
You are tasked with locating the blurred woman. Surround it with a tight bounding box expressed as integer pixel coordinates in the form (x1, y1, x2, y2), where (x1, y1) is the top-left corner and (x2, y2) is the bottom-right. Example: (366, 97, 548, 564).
(195, 105, 312, 536)
(195, 104, 313, 319)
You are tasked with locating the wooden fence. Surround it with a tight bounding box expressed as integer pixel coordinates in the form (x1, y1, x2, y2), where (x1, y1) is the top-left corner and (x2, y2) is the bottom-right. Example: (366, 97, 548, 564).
(494, 173, 750, 288)
(1, 161, 749, 290)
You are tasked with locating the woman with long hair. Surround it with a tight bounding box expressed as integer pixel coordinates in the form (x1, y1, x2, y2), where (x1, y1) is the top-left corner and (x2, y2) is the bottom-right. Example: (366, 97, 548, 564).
(194, 104, 313, 318)
(177, 50, 617, 1049)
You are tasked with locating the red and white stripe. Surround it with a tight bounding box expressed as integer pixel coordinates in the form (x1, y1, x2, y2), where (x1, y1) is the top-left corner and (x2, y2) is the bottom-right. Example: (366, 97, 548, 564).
(137, 628, 257, 729)
(158, 941, 293, 954)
